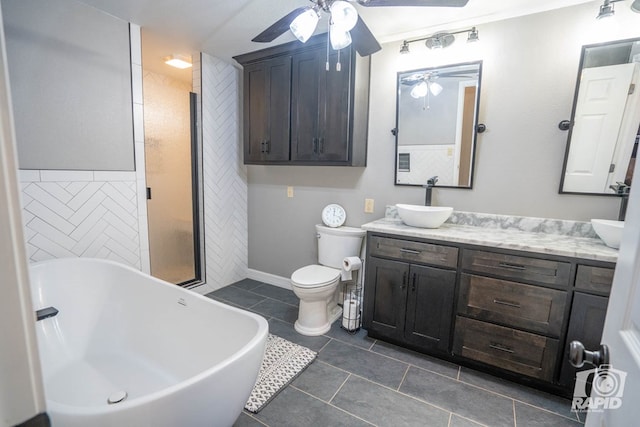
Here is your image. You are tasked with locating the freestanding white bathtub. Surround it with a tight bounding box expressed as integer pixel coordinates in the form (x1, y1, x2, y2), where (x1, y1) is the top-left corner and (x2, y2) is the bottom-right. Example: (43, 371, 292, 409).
(29, 258, 268, 427)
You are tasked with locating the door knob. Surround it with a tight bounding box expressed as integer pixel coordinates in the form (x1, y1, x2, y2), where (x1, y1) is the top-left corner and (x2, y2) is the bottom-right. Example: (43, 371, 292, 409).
(569, 341, 610, 368)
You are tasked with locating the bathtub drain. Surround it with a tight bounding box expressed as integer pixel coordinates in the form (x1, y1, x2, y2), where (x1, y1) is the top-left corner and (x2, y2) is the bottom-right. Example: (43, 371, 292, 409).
(107, 390, 128, 405)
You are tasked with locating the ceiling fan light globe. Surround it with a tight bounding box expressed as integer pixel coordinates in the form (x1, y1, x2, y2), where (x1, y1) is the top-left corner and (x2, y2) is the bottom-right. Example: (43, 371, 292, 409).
(330, 1, 358, 32)
(429, 81, 443, 96)
(410, 81, 429, 99)
(290, 9, 319, 43)
(330, 25, 352, 50)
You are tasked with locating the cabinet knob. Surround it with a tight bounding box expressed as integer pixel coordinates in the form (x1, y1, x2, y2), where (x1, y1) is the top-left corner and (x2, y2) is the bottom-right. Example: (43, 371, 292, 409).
(569, 341, 610, 369)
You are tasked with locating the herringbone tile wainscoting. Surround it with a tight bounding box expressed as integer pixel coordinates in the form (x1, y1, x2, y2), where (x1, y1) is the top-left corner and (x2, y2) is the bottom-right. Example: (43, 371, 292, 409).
(19, 172, 143, 269)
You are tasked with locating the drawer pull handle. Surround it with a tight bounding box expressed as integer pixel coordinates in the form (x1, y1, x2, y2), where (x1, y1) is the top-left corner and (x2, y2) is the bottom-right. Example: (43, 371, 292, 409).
(493, 299, 521, 309)
(489, 343, 515, 354)
(498, 262, 527, 271)
(399, 248, 421, 255)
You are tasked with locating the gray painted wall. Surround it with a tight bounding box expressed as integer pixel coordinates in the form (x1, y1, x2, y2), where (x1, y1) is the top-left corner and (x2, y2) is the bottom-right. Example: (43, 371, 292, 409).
(247, 3, 640, 279)
(4, 0, 134, 171)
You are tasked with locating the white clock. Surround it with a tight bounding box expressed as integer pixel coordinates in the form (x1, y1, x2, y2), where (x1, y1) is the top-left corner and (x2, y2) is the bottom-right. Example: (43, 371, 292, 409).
(321, 204, 346, 228)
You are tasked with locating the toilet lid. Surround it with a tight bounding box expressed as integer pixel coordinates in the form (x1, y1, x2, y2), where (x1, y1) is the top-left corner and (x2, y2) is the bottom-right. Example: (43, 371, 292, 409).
(291, 265, 340, 288)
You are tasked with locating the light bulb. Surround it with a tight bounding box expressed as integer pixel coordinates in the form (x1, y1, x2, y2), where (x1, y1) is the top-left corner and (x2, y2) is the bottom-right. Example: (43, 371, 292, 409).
(410, 81, 428, 99)
(330, 24, 352, 50)
(330, 1, 358, 32)
(290, 9, 319, 43)
(429, 82, 443, 96)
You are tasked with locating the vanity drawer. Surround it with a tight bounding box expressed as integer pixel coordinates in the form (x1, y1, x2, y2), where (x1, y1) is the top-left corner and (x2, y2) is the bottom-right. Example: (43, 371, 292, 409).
(462, 249, 571, 286)
(369, 235, 458, 268)
(575, 265, 614, 295)
(458, 274, 566, 336)
(453, 316, 558, 382)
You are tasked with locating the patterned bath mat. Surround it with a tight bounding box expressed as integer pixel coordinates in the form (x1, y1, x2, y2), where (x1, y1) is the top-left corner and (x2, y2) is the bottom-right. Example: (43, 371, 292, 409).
(244, 334, 317, 413)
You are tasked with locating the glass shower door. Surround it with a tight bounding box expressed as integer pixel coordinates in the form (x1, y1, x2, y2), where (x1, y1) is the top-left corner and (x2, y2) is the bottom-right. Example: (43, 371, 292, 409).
(143, 70, 199, 285)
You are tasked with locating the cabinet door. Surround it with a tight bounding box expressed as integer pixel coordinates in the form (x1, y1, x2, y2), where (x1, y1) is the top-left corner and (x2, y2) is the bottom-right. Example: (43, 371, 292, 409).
(318, 49, 351, 162)
(291, 47, 352, 163)
(291, 48, 321, 161)
(243, 56, 291, 163)
(404, 264, 456, 352)
(558, 292, 608, 388)
(363, 257, 409, 341)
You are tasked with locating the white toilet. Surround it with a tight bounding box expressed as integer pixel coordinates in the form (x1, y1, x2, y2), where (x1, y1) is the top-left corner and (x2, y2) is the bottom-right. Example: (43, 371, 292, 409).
(291, 224, 365, 336)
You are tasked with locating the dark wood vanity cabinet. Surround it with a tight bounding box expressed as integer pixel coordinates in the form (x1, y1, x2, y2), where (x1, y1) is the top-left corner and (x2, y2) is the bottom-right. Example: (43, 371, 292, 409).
(364, 235, 457, 353)
(558, 265, 613, 389)
(454, 250, 570, 382)
(363, 231, 616, 395)
(234, 35, 369, 166)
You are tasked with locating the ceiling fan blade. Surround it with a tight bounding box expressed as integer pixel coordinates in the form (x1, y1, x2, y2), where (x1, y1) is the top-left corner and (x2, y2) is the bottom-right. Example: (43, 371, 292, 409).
(350, 16, 381, 56)
(356, 0, 469, 7)
(252, 6, 310, 43)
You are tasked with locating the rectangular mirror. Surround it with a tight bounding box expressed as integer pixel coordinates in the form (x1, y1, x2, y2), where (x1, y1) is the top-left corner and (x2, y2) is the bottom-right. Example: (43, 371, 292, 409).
(394, 61, 482, 188)
(560, 38, 640, 194)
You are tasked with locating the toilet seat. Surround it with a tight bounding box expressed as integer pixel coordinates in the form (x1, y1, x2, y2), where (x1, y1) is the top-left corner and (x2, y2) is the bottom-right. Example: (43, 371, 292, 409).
(291, 265, 340, 288)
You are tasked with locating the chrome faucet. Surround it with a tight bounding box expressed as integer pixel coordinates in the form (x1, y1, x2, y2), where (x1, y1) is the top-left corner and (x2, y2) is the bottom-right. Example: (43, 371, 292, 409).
(423, 176, 438, 206)
(609, 182, 630, 221)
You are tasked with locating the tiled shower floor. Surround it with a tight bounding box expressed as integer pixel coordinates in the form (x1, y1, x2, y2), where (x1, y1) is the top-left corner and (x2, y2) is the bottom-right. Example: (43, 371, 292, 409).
(206, 280, 583, 427)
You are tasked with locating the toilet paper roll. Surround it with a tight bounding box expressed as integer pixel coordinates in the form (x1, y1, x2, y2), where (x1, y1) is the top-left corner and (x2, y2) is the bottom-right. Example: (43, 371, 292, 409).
(342, 298, 361, 331)
(341, 256, 362, 281)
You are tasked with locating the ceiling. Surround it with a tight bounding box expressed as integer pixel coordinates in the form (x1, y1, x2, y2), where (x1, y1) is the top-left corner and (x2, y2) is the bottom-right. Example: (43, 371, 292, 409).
(77, 0, 598, 76)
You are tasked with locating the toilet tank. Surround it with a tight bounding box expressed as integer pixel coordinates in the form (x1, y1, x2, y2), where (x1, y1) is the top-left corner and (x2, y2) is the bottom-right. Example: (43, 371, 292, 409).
(316, 224, 365, 269)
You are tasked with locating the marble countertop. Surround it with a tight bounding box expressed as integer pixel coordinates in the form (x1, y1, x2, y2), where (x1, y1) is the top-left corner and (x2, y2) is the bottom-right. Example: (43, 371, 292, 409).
(361, 218, 619, 263)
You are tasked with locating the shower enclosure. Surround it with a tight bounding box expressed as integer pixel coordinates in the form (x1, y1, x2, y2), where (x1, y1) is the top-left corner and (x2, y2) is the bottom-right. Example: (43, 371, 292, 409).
(142, 34, 201, 285)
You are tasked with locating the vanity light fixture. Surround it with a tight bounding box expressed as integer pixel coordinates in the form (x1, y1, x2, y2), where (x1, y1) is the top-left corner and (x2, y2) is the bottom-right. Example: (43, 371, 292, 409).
(596, 0, 623, 19)
(400, 41, 410, 54)
(399, 26, 479, 54)
(164, 54, 192, 69)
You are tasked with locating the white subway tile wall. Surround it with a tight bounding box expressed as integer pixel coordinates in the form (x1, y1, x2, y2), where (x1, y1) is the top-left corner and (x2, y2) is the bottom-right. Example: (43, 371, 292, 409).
(200, 53, 248, 289)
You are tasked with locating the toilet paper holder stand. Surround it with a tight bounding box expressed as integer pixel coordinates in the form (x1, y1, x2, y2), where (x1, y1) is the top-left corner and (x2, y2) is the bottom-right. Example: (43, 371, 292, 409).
(340, 269, 363, 334)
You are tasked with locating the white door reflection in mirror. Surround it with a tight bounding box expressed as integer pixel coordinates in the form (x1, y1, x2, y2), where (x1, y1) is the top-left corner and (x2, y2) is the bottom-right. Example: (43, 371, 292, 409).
(564, 63, 638, 192)
(395, 61, 481, 188)
(561, 38, 640, 195)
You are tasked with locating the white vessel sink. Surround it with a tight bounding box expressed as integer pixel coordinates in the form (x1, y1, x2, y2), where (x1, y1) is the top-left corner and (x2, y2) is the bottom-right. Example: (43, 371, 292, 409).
(591, 219, 624, 249)
(396, 204, 453, 229)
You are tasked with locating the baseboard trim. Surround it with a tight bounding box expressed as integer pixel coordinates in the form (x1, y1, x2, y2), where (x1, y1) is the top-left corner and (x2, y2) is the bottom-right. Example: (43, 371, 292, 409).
(188, 283, 216, 295)
(247, 268, 292, 290)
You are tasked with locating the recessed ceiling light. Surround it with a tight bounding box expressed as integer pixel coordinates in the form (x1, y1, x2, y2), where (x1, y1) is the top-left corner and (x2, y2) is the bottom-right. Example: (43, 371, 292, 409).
(164, 54, 192, 69)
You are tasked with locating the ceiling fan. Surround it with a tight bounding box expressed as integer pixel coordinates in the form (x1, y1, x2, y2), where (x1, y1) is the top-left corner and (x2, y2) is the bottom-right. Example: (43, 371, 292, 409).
(252, 0, 470, 57)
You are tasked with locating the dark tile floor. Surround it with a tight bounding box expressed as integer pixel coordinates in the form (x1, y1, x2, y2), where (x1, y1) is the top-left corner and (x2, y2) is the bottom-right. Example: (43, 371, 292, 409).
(206, 279, 583, 427)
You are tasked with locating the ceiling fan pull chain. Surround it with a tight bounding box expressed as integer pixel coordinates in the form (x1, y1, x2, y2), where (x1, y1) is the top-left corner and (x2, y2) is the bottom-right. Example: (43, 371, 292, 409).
(326, 18, 330, 71)
(337, 49, 341, 71)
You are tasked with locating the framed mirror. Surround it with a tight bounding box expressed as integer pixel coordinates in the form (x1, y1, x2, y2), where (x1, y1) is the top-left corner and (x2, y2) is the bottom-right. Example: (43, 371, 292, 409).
(394, 61, 482, 188)
(560, 38, 640, 195)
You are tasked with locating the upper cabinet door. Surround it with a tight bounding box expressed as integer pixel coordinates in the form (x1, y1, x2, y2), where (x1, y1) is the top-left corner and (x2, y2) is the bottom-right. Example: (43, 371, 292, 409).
(291, 47, 352, 163)
(243, 56, 291, 163)
(320, 49, 352, 162)
(291, 48, 322, 161)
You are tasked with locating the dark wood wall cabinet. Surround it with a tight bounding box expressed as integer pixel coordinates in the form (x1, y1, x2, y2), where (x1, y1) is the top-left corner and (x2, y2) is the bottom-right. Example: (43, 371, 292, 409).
(233, 35, 370, 166)
(363, 232, 615, 397)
